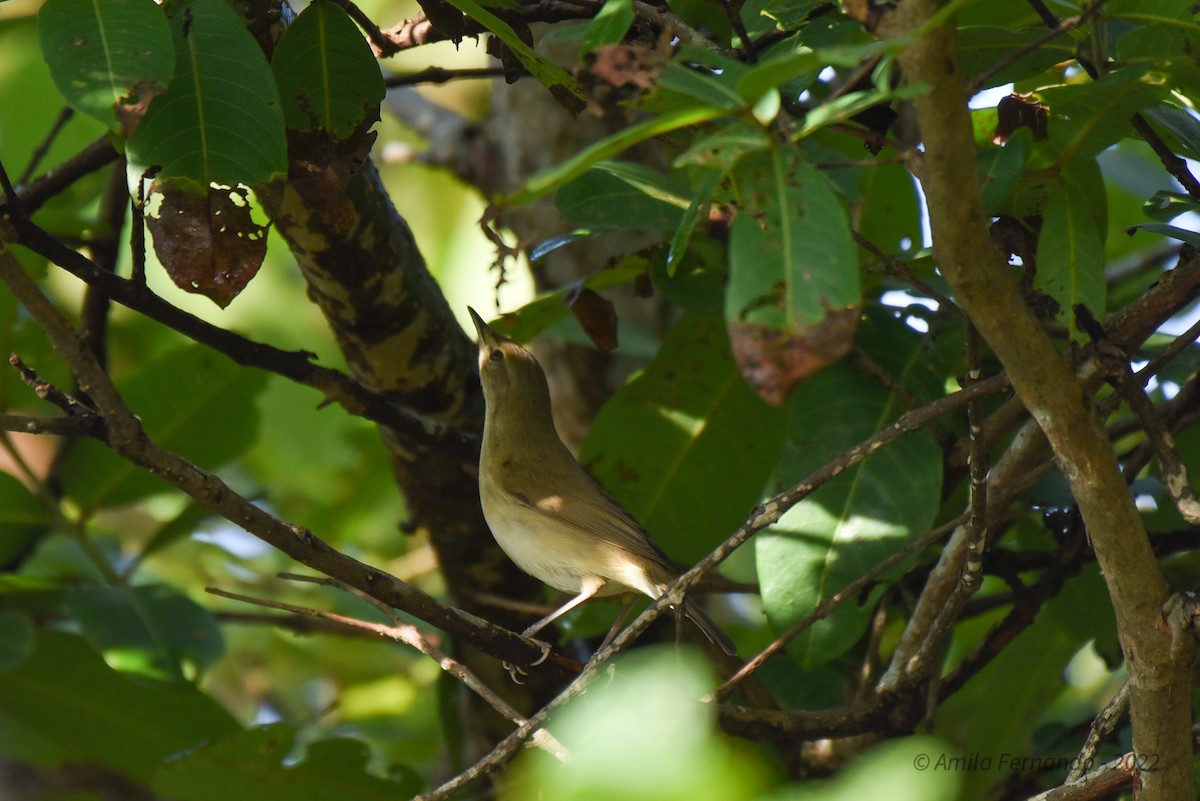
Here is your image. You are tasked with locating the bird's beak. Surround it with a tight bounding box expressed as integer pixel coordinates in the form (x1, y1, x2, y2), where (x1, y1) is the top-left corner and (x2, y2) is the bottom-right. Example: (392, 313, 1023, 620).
(467, 306, 491, 345)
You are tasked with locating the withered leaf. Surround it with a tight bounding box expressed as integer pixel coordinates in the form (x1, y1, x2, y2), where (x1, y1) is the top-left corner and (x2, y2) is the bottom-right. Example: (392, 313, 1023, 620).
(284, 117, 377, 232)
(728, 308, 859, 405)
(585, 43, 668, 91)
(146, 181, 268, 308)
(566, 287, 618, 351)
(995, 93, 1048, 143)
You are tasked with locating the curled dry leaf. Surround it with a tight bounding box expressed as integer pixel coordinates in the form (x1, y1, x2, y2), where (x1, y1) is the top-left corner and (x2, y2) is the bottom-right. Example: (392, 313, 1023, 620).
(994, 93, 1048, 144)
(145, 182, 269, 308)
(566, 287, 618, 351)
(728, 308, 859, 405)
(584, 42, 670, 91)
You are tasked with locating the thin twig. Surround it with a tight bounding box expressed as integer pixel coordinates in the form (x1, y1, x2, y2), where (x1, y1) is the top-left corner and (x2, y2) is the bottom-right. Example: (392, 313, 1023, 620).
(208, 585, 569, 760)
(16, 107, 75, 187)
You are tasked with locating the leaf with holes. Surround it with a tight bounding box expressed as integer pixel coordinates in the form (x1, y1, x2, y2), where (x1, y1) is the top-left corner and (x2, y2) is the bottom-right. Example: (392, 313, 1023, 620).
(146, 182, 269, 307)
(727, 148, 860, 404)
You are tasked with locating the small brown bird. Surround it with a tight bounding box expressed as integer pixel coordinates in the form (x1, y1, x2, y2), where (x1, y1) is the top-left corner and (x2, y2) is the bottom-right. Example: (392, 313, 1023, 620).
(469, 307, 735, 656)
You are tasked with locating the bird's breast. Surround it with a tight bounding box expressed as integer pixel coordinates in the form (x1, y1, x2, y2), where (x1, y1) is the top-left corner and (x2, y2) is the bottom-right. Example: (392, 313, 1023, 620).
(479, 477, 643, 597)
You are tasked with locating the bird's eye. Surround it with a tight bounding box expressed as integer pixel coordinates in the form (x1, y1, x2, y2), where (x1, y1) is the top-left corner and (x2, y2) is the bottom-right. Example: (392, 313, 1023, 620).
(489, 350, 504, 364)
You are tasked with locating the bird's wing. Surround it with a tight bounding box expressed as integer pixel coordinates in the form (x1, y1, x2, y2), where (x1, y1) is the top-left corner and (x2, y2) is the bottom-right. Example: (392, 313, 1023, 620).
(501, 476, 677, 573)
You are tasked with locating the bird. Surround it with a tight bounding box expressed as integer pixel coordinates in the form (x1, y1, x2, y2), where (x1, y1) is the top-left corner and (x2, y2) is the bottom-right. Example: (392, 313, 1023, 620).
(468, 306, 735, 657)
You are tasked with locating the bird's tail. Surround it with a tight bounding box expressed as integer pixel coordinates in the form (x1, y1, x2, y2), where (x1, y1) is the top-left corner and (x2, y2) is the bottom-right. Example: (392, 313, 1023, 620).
(683, 598, 736, 656)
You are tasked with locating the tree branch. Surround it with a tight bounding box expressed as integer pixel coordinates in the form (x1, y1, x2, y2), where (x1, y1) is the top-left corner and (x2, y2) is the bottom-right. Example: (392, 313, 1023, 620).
(879, 4, 1195, 797)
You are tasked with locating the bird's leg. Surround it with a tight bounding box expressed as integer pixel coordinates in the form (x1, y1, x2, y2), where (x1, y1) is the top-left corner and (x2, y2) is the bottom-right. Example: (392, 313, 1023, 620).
(503, 577, 607, 681)
(522, 576, 606, 640)
(596, 593, 637, 653)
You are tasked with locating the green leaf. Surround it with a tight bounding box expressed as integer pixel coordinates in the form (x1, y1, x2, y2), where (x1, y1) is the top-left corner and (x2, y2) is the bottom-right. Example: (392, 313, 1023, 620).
(727, 148, 859, 327)
(1108, 0, 1200, 62)
(441, 0, 588, 109)
(1142, 103, 1200, 161)
(37, 0, 175, 135)
(1035, 176, 1105, 339)
(0, 472, 50, 569)
(59, 345, 269, 509)
(127, 0, 286, 189)
(935, 619, 1079, 799)
(0, 631, 239, 782)
(1126, 222, 1200, 249)
(667, 168, 723, 273)
(501, 104, 727, 207)
(519, 650, 760, 800)
(657, 58, 748, 111)
(581, 314, 787, 564)
(674, 120, 772, 170)
(154, 724, 421, 801)
(1036, 68, 1168, 164)
(757, 320, 943, 667)
(66, 583, 224, 682)
(557, 161, 690, 231)
(956, 27, 1072, 90)
(272, 0, 385, 137)
(0, 612, 35, 670)
(977, 137, 1025, 216)
(580, 0, 634, 56)
(856, 161, 921, 256)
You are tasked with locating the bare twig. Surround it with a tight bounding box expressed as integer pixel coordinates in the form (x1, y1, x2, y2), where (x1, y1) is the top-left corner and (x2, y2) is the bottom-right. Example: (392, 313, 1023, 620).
(208, 584, 569, 760)
(16, 108, 75, 187)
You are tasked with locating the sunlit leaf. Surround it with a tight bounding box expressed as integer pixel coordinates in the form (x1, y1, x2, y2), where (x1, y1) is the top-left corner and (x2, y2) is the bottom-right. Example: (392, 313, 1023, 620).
(582, 314, 787, 564)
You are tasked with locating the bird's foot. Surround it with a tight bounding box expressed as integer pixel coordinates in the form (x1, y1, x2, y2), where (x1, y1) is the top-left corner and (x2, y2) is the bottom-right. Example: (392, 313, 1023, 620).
(502, 661, 528, 683)
(502, 635, 552, 683)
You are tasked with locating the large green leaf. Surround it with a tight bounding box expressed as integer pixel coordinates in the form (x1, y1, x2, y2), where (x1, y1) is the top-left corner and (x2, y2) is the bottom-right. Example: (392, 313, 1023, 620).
(0, 631, 239, 782)
(59, 345, 269, 509)
(956, 27, 1071, 90)
(127, 0, 286, 189)
(272, 0, 385, 137)
(757, 318, 943, 667)
(1036, 68, 1168, 164)
(0, 472, 50, 569)
(581, 314, 787, 564)
(728, 148, 858, 328)
(1035, 175, 1106, 339)
(153, 724, 420, 801)
(37, 0, 175, 135)
(936, 619, 1080, 799)
(502, 104, 727, 207)
(557, 161, 690, 231)
(66, 583, 224, 682)
(1107, 0, 1200, 62)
